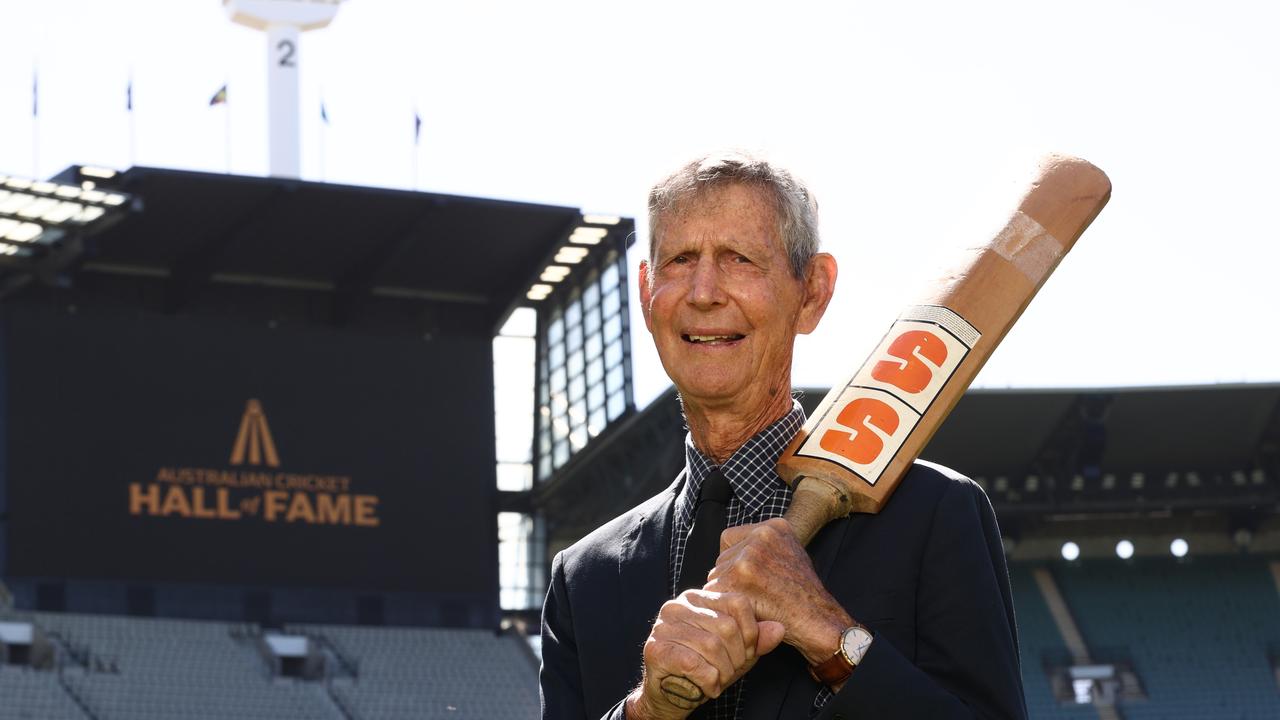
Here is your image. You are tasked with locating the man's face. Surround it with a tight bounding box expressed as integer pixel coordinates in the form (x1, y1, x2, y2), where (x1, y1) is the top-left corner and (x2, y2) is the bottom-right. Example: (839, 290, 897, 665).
(640, 183, 825, 415)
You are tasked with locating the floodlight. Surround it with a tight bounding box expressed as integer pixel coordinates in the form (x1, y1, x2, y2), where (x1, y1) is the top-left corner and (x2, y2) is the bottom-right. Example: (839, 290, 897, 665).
(526, 283, 554, 301)
(539, 266, 571, 283)
(1061, 542, 1080, 561)
(555, 246, 590, 264)
(1115, 540, 1134, 559)
(78, 166, 118, 179)
(569, 227, 608, 245)
(1170, 538, 1189, 558)
(582, 214, 620, 225)
(5, 222, 45, 243)
(0, 174, 135, 272)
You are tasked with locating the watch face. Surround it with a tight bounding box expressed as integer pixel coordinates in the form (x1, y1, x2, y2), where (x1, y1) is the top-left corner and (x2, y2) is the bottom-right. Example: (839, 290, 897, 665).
(841, 626, 874, 664)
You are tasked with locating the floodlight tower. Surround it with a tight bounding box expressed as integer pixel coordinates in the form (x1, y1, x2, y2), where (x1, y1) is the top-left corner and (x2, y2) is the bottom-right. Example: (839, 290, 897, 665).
(223, 0, 346, 178)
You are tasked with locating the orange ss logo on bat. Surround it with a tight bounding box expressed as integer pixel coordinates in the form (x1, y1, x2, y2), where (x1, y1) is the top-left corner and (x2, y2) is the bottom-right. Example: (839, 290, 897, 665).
(797, 307, 980, 485)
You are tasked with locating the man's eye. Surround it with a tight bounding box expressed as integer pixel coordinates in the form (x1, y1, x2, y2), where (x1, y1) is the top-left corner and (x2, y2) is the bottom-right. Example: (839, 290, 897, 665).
(670, 255, 689, 265)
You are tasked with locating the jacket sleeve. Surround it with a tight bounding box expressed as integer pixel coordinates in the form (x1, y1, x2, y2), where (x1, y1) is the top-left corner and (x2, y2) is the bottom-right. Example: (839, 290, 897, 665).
(540, 550, 629, 720)
(817, 478, 1028, 719)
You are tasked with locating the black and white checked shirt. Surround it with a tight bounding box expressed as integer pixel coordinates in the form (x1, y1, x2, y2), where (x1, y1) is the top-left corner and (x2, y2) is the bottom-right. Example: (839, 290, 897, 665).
(667, 400, 832, 718)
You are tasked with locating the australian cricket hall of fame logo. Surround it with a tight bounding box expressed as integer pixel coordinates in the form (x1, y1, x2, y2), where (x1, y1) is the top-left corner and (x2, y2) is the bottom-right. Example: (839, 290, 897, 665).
(129, 399, 381, 527)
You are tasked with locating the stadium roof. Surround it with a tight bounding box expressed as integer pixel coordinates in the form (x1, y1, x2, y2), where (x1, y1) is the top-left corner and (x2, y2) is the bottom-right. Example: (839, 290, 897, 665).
(47, 165, 589, 330)
(537, 383, 1280, 546)
(924, 383, 1280, 478)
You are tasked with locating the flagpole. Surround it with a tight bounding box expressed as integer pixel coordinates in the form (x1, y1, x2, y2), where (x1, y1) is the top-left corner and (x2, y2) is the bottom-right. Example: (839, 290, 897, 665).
(224, 88, 232, 174)
(412, 109, 421, 190)
(31, 66, 39, 178)
(319, 100, 327, 182)
(127, 73, 137, 167)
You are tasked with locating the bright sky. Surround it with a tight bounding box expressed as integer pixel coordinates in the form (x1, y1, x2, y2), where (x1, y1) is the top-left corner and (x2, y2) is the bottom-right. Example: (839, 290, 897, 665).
(2, 0, 1278, 409)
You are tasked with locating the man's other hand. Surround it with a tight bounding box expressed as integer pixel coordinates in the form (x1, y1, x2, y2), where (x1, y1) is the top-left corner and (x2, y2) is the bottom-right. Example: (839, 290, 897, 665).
(626, 590, 785, 720)
(706, 518, 854, 667)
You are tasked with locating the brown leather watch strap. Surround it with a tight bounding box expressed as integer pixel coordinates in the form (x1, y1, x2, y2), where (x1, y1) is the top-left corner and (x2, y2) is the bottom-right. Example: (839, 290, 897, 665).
(808, 645, 855, 686)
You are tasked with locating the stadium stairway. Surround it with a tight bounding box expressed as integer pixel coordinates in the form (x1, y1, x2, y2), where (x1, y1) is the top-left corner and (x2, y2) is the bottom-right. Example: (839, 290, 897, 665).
(1010, 564, 1101, 720)
(1046, 555, 1280, 720)
(287, 623, 540, 719)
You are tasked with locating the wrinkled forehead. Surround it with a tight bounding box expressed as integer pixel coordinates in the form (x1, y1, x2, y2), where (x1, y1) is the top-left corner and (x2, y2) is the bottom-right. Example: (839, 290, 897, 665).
(649, 182, 783, 256)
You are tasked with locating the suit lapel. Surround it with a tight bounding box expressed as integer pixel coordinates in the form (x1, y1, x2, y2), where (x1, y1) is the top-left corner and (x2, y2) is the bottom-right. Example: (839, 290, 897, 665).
(618, 474, 683, 663)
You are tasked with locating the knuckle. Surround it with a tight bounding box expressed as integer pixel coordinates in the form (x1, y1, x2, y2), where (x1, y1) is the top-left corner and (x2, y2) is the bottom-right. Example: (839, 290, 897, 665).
(674, 646, 703, 676)
(711, 614, 737, 639)
(690, 631, 720, 659)
(690, 664, 722, 698)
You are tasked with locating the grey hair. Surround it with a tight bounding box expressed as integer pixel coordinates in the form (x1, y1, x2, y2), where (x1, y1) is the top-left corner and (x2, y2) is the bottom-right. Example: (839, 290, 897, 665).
(647, 150, 820, 279)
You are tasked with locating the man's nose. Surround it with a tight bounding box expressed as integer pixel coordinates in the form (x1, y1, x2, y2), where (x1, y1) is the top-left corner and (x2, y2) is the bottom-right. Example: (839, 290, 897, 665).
(687, 258, 726, 308)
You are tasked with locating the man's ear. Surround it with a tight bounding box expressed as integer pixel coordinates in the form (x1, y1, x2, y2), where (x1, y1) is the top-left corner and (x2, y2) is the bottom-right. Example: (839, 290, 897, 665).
(638, 259, 654, 333)
(796, 253, 837, 335)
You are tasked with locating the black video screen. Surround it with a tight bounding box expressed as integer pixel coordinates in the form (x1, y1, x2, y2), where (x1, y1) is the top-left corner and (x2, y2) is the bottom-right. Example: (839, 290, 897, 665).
(2, 304, 497, 595)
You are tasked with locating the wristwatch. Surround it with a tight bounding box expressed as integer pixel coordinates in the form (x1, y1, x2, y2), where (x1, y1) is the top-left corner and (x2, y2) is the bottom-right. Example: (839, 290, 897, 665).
(809, 623, 874, 686)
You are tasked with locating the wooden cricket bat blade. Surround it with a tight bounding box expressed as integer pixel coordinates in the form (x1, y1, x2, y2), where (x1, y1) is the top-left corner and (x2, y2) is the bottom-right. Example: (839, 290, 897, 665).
(778, 154, 1111, 544)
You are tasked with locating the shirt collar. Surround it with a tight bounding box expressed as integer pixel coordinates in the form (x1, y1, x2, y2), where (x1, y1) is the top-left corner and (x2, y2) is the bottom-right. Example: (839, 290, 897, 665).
(680, 399, 806, 521)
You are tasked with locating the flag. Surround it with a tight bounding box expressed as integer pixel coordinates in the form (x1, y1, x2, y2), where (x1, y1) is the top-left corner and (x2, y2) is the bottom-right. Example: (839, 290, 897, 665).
(320, 102, 329, 125)
(209, 84, 228, 107)
(413, 111, 422, 145)
(126, 78, 133, 112)
(32, 70, 38, 117)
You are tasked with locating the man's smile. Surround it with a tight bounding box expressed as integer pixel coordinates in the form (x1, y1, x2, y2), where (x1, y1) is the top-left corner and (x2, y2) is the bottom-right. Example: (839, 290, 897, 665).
(681, 333, 747, 345)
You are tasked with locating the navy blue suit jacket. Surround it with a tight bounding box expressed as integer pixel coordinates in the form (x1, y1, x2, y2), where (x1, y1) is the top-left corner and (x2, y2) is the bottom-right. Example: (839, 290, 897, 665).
(540, 460, 1027, 719)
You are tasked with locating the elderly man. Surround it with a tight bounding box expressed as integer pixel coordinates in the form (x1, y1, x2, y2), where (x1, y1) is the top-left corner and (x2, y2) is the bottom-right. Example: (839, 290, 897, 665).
(540, 152, 1026, 719)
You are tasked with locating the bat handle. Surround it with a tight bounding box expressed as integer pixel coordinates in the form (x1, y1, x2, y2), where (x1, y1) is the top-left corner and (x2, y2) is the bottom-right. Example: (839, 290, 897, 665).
(783, 475, 857, 546)
(659, 675, 706, 710)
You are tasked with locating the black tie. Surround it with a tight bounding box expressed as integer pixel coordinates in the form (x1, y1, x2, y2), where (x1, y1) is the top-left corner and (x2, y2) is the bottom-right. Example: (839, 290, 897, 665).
(677, 469, 732, 593)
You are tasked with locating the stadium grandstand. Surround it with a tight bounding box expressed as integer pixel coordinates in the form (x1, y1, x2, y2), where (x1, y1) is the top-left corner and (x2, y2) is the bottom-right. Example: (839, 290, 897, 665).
(2, 4, 1278, 719)
(0, 161, 628, 719)
(532, 384, 1280, 719)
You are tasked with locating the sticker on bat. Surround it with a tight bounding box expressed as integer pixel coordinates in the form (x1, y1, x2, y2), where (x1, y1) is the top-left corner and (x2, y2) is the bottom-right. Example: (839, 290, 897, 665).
(795, 305, 980, 485)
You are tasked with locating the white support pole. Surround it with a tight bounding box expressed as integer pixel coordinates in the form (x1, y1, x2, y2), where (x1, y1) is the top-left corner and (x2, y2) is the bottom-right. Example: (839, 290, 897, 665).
(225, 0, 344, 179)
(266, 24, 302, 178)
